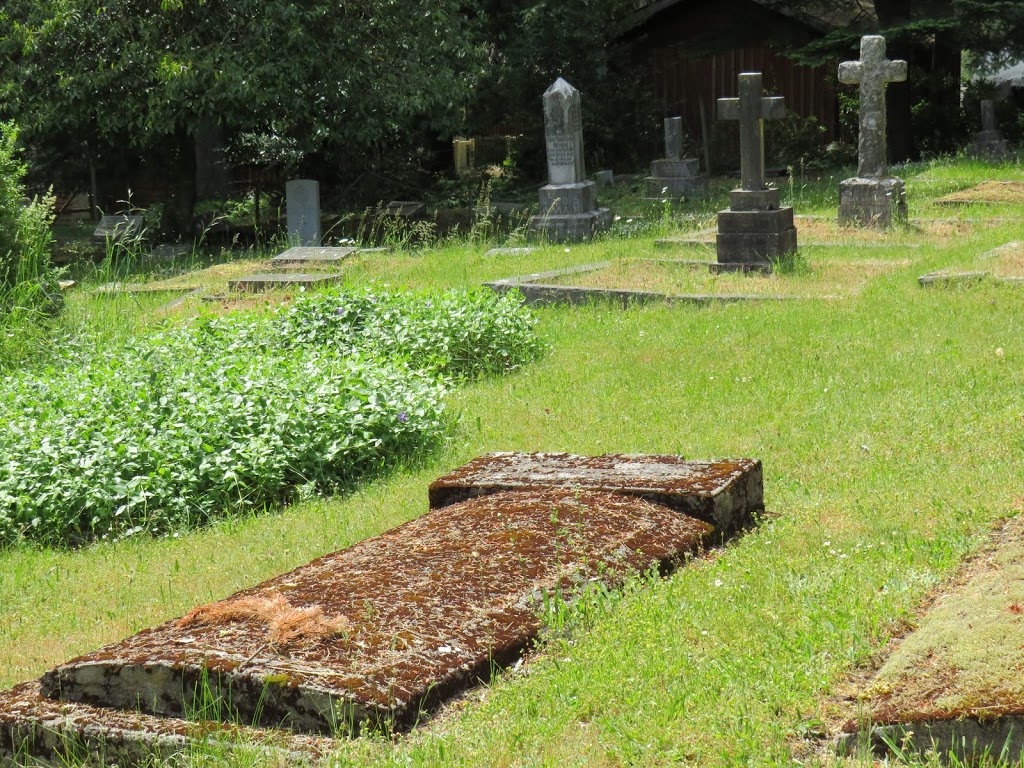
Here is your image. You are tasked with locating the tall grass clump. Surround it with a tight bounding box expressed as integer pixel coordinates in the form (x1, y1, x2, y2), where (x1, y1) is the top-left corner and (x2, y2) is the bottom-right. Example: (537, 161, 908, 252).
(0, 122, 64, 366)
(0, 288, 543, 547)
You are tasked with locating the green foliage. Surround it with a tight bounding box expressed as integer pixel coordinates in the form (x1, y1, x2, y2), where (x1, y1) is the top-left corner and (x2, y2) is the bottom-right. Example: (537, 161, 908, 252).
(1, 0, 484, 173)
(276, 288, 546, 380)
(0, 288, 543, 547)
(0, 121, 64, 366)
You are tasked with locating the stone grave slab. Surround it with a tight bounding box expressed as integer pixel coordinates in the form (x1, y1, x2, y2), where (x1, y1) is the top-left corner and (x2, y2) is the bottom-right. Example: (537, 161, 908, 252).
(918, 240, 1024, 286)
(271, 246, 357, 266)
(485, 264, 792, 307)
(0, 454, 763, 761)
(429, 453, 763, 533)
(227, 273, 344, 293)
(483, 246, 535, 258)
(39, 486, 718, 734)
(92, 214, 144, 243)
(0, 680, 335, 766)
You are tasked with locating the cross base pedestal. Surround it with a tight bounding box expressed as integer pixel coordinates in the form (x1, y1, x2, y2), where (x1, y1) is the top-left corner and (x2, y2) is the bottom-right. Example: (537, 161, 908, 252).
(715, 190, 797, 273)
(838, 177, 907, 229)
(968, 131, 1011, 161)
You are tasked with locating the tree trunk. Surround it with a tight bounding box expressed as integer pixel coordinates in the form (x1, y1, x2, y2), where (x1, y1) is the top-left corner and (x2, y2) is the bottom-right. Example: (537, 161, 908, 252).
(160, 126, 198, 240)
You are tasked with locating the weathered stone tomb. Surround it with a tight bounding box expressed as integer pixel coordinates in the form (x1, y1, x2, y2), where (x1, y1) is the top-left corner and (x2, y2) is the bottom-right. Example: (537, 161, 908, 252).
(0, 453, 763, 764)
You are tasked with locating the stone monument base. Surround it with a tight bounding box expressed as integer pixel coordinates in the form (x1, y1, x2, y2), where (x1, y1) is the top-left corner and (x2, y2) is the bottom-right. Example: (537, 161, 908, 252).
(529, 181, 613, 242)
(643, 158, 709, 200)
(968, 130, 1011, 161)
(715, 188, 797, 272)
(838, 177, 907, 228)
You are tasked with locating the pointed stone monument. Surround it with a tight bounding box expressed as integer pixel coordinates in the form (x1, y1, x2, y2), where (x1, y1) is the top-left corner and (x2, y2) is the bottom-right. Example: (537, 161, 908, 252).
(837, 35, 908, 228)
(644, 117, 708, 200)
(528, 78, 612, 242)
(715, 72, 796, 272)
(968, 100, 1011, 160)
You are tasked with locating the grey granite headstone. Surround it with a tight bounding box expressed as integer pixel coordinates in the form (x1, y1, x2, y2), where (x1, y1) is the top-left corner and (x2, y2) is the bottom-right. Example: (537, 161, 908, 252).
(968, 99, 1011, 160)
(837, 36, 909, 228)
(714, 73, 796, 271)
(644, 117, 708, 200)
(528, 78, 612, 242)
(286, 179, 321, 246)
(665, 117, 683, 161)
(93, 214, 144, 243)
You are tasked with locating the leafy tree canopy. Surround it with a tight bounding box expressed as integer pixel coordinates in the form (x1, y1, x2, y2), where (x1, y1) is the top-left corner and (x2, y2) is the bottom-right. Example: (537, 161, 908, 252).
(0, 0, 484, 170)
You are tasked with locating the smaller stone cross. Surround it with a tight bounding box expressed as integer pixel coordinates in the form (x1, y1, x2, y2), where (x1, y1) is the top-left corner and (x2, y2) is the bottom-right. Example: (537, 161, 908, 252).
(839, 35, 907, 179)
(542, 78, 585, 185)
(981, 99, 997, 133)
(718, 72, 786, 191)
(664, 117, 683, 161)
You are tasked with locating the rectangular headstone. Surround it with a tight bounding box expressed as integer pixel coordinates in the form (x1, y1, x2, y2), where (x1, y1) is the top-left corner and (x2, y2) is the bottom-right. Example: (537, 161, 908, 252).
(665, 117, 683, 161)
(286, 179, 321, 246)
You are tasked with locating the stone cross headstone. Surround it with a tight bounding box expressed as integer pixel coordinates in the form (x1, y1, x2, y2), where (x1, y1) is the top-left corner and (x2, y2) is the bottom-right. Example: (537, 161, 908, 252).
(543, 78, 585, 185)
(285, 179, 321, 247)
(528, 78, 611, 242)
(714, 73, 796, 271)
(665, 117, 683, 161)
(838, 35, 907, 180)
(717, 72, 786, 191)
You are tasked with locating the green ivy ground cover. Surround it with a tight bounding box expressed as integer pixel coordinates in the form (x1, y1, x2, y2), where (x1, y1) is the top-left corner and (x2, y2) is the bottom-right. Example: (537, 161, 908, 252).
(0, 288, 542, 547)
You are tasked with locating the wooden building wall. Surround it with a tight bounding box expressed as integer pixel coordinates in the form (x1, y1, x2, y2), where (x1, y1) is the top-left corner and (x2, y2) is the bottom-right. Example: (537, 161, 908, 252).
(649, 46, 837, 149)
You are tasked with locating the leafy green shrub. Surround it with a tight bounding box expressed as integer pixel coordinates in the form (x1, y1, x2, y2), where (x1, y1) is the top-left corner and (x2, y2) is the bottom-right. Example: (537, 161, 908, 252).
(274, 288, 546, 379)
(0, 288, 543, 547)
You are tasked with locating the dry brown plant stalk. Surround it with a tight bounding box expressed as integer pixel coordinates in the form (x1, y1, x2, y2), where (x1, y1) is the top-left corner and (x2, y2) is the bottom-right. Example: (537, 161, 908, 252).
(179, 592, 349, 645)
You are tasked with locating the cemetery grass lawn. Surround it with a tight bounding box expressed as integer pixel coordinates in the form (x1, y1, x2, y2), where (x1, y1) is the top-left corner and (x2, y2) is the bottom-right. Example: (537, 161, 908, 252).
(1, 157, 1023, 765)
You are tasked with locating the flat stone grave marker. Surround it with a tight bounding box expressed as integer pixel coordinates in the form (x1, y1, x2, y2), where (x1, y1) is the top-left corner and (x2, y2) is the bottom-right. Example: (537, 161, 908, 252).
(0, 453, 763, 762)
(270, 246, 357, 266)
(483, 246, 535, 258)
(92, 214, 144, 243)
(837, 35, 908, 227)
(919, 241, 1024, 286)
(227, 273, 344, 293)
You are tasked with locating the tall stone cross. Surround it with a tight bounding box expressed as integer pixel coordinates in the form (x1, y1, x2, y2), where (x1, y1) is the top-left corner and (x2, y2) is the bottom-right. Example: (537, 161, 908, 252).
(839, 35, 907, 179)
(717, 72, 786, 191)
(543, 77, 585, 185)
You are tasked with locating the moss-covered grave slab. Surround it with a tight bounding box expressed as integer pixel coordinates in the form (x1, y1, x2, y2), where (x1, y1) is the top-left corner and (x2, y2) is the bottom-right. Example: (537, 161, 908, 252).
(1, 454, 763, 763)
(836, 516, 1024, 762)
